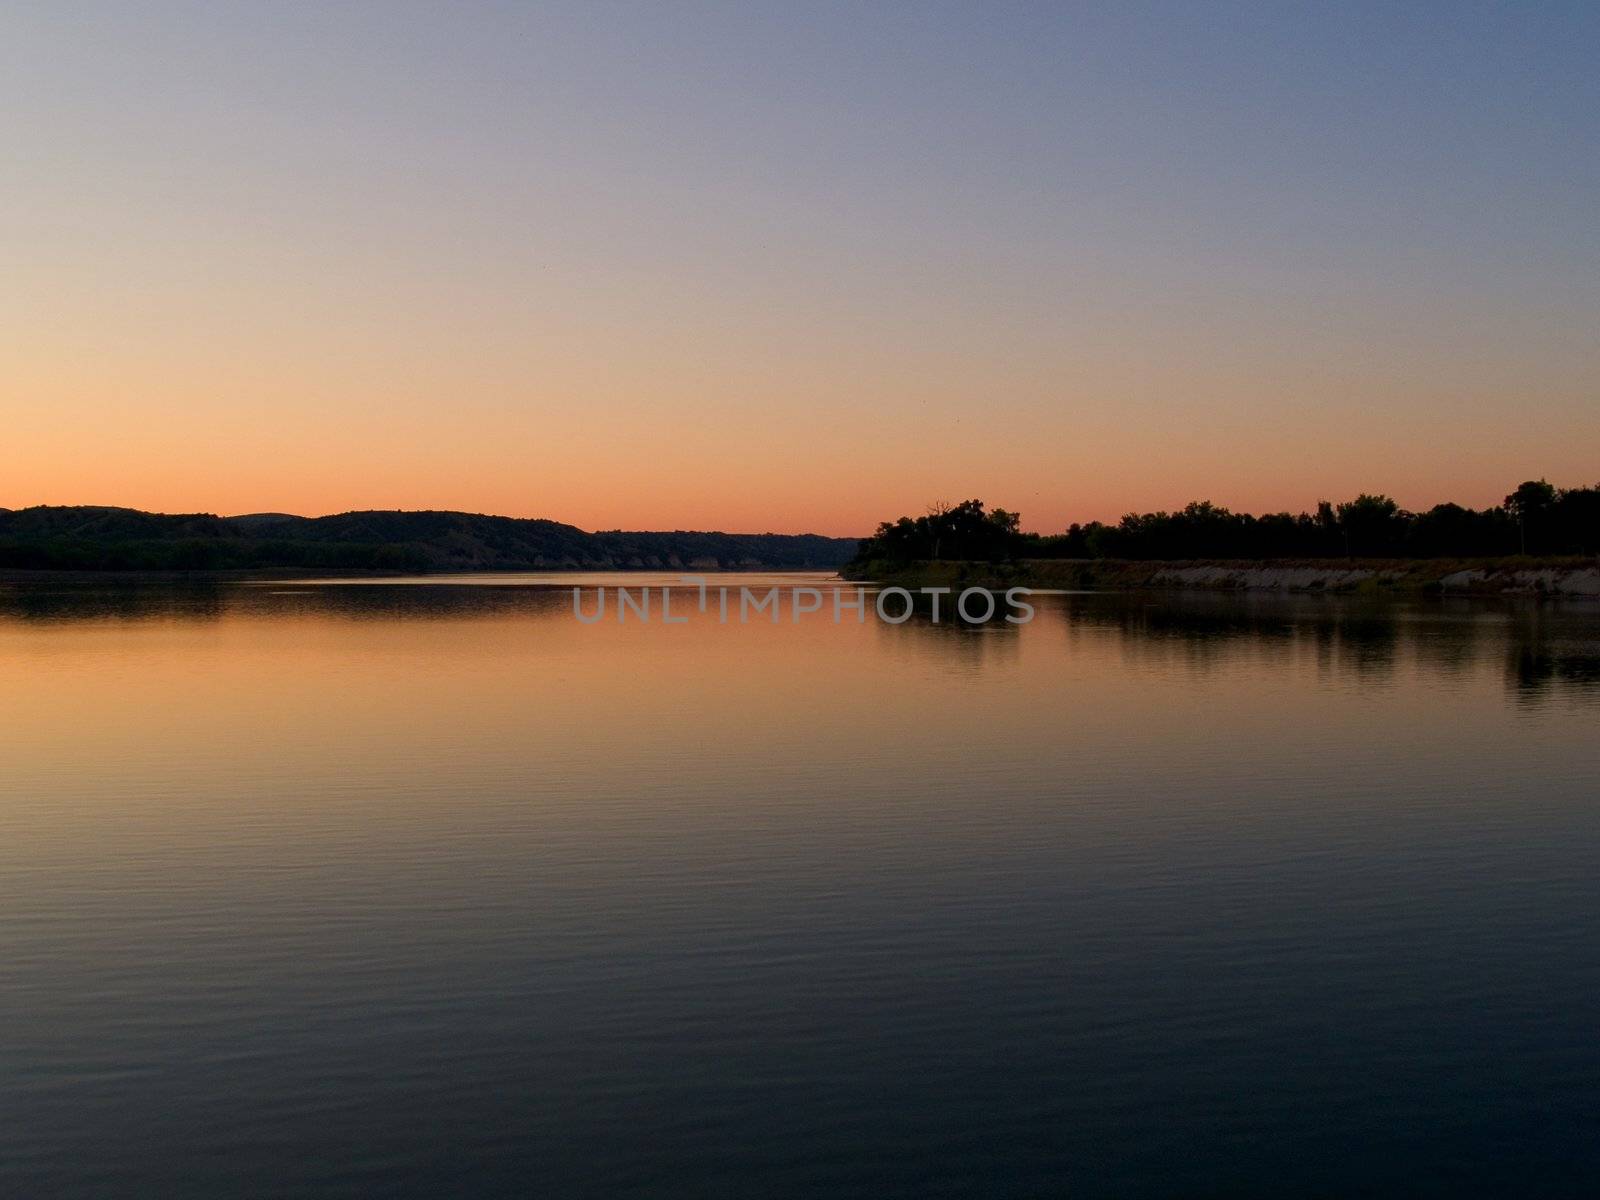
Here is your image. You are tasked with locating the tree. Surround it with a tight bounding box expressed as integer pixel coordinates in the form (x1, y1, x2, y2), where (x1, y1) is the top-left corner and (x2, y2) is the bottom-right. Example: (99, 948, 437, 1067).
(1504, 479, 1557, 554)
(1335, 494, 1404, 557)
(847, 478, 1598, 567)
(1552, 485, 1600, 555)
(852, 500, 1027, 564)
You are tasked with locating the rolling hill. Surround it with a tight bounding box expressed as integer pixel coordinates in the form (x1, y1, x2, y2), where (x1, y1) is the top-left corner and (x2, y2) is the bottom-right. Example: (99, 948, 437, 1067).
(0, 506, 860, 572)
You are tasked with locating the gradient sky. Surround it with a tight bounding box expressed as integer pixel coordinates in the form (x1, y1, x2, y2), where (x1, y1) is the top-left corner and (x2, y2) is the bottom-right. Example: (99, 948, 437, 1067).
(5, 2, 1597, 535)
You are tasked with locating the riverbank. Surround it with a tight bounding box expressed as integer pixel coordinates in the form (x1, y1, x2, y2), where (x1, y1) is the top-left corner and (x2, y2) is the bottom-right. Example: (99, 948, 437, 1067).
(843, 557, 1600, 596)
(0, 565, 835, 584)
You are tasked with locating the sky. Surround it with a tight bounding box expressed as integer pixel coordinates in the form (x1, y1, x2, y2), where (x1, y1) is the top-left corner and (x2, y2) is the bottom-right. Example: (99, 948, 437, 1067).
(4, 1, 1597, 535)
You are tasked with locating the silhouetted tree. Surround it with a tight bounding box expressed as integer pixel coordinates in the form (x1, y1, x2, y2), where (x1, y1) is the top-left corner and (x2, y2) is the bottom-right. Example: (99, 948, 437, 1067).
(850, 477, 1600, 567)
(1335, 494, 1405, 557)
(1553, 485, 1600, 555)
(853, 499, 1027, 563)
(1505, 479, 1558, 554)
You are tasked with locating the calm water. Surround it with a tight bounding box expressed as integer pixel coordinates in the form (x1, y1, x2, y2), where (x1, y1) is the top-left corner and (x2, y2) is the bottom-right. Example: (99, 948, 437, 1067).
(3, 574, 1598, 1198)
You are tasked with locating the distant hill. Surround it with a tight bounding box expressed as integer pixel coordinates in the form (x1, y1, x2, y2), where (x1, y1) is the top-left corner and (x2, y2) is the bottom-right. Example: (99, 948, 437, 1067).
(0, 506, 860, 572)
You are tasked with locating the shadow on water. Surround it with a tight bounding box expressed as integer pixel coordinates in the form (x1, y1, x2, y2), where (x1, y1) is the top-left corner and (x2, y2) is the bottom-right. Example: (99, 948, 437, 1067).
(1045, 590, 1600, 704)
(0, 579, 574, 624)
(1506, 645, 1600, 706)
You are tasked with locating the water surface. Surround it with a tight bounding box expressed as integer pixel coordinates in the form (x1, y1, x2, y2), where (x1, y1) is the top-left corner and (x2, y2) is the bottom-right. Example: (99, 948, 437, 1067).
(3, 575, 1598, 1197)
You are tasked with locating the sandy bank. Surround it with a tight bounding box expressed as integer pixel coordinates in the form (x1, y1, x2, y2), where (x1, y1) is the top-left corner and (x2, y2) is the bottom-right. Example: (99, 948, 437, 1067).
(843, 558, 1600, 596)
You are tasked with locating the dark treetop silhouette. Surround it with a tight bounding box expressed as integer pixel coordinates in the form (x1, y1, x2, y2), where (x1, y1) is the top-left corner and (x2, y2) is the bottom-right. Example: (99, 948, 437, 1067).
(850, 481, 1600, 566)
(0, 508, 859, 572)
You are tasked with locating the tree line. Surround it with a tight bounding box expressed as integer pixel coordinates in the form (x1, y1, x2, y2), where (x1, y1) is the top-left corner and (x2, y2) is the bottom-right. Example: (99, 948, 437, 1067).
(853, 481, 1600, 564)
(0, 507, 859, 572)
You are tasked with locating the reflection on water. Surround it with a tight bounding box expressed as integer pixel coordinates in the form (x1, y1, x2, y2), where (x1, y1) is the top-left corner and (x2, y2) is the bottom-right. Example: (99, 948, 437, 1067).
(5, 577, 1596, 705)
(2, 575, 1598, 1198)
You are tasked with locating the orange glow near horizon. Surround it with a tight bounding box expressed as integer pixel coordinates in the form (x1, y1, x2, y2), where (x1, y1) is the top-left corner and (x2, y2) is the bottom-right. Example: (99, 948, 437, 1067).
(5, 6, 1598, 537)
(6, 319, 1594, 536)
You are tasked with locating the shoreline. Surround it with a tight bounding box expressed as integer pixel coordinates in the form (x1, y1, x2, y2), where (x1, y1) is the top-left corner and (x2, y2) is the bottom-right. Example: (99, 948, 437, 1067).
(842, 557, 1600, 597)
(0, 565, 842, 584)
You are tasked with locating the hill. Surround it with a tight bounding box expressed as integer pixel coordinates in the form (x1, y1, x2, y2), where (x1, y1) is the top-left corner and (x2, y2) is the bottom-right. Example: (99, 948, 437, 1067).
(0, 506, 860, 572)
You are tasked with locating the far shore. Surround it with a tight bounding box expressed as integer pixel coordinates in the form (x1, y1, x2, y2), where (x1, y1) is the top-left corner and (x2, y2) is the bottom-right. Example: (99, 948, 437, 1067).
(0, 568, 412, 584)
(0, 565, 841, 584)
(843, 557, 1600, 597)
